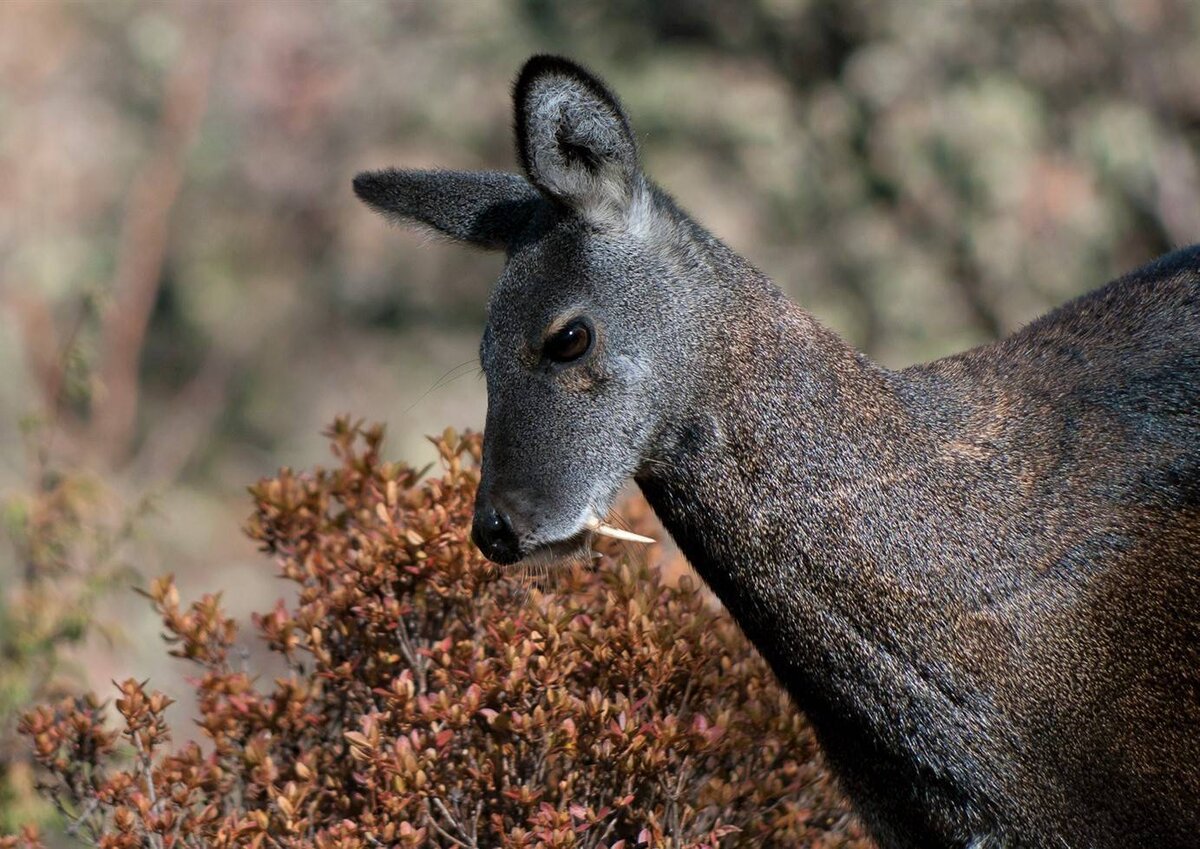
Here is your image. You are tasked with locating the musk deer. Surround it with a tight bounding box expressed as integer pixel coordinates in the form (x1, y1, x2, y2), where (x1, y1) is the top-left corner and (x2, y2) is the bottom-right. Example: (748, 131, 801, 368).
(353, 56, 1200, 849)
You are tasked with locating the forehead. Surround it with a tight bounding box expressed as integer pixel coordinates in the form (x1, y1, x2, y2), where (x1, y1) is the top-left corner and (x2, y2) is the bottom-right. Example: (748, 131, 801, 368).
(486, 218, 594, 331)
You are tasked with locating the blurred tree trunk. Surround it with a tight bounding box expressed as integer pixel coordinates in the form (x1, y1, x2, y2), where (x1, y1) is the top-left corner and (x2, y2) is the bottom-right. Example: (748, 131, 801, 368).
(92, 6, 221, 467)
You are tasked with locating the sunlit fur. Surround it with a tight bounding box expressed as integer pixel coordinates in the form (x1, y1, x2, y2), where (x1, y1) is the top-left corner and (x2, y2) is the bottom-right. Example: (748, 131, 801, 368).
(354, 55, 1200, 849)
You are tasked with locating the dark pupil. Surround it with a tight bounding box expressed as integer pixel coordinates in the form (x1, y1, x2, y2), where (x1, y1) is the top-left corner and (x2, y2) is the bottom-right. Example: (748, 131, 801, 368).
(546, 321, 590, 362)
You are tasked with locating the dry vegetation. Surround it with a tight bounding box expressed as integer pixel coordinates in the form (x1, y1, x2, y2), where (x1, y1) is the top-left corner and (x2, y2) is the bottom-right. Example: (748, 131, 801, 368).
(0, 424, 137, 833)
(4, 2, 1199, 845)
(4, 421, 869, 848)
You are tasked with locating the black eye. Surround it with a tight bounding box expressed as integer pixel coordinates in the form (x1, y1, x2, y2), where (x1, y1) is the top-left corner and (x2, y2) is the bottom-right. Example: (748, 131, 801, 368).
(544, 319, 592, 363)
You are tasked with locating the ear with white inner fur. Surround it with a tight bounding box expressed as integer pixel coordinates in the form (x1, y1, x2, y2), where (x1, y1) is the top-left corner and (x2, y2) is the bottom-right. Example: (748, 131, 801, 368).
(513, 55, 644, 226)
(352, 169, 543, 250)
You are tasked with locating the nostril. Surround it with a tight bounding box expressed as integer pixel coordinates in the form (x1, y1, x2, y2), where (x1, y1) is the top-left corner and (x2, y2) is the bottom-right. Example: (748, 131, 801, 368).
(480, 511, 506, 537)
(472, 508, 521, 564)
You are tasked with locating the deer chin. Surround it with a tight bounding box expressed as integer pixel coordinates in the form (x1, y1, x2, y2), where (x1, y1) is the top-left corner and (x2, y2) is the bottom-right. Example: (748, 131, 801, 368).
(506, 530, 595, 575)
(507, 512, 655, 574)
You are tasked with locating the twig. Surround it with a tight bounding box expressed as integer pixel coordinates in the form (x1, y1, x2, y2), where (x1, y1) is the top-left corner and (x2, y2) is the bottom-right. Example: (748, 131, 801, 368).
(395, 614, 428, 695)
(132, 732, 165, 849)
(423, 797, 474, 848)
(61, 794, 102, 845)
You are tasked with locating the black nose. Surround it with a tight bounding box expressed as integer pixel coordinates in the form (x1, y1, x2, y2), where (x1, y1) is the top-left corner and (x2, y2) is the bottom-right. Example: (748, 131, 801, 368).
(472, 507, 521, 564)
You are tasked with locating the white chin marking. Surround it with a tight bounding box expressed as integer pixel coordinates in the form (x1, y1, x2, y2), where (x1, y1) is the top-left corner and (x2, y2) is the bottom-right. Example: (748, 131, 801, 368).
(507, 510, 655, 575)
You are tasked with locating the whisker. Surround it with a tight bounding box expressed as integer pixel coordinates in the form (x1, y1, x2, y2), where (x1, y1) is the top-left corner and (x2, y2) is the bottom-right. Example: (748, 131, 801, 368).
(403, 359, 478, 414)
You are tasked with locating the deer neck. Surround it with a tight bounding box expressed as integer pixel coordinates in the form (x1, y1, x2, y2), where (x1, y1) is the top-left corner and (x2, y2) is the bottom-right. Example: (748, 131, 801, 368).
(634, 289, 998, 819)
(638, 293, 933, 655)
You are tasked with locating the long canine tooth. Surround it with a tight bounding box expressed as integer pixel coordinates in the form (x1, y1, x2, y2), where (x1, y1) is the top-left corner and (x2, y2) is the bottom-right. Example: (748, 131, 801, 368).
(585, 516, 656, 544)
(596, 524, 655, 543)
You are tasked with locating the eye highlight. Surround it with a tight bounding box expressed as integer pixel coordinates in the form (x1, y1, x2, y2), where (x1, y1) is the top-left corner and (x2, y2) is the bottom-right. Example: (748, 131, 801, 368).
(544, 319, 592, 363)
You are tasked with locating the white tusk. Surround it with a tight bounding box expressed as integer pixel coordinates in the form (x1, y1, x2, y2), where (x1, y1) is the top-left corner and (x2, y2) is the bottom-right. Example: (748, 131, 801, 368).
(585, 515, 656, 544)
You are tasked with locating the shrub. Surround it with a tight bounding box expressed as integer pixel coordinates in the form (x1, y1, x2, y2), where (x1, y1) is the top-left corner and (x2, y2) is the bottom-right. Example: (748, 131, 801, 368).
(7, 419, 868, 848)
(0, 419, 134, 834)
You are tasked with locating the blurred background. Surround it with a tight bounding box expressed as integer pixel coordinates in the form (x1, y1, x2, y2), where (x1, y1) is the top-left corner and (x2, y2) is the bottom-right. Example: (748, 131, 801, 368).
(1, 0, 1199, 833)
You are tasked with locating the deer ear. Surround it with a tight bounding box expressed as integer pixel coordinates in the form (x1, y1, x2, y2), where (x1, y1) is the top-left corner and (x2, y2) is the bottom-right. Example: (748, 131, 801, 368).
(514, 55, 642, 225)
(352, 169, 542, 250)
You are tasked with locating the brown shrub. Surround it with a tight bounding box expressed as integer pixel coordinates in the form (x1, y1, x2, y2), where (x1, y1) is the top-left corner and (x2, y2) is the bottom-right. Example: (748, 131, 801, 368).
(6, 419, 869, 849)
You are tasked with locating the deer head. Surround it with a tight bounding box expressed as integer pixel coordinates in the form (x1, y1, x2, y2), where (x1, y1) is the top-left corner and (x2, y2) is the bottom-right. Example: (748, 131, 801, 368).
(354, 56, 730, 566)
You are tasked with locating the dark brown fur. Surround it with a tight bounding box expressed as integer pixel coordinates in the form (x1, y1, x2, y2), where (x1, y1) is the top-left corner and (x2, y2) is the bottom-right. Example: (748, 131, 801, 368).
(354, 56, 1200, 849)
(638, 246, 1200, 847)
